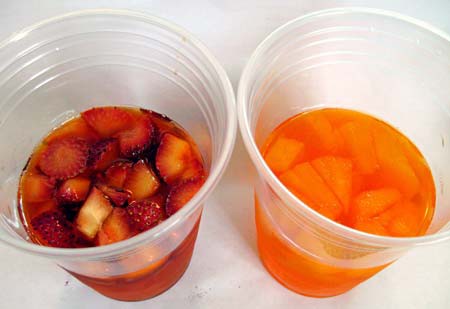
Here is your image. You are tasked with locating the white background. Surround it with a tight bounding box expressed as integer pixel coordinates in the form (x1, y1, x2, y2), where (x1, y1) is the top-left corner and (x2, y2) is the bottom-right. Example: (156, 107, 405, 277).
(1, 1, 450, 308)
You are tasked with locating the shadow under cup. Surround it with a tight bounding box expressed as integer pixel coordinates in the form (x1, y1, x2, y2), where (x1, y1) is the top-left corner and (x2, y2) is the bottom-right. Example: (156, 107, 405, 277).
(0, 11, 236, 301)
(238, 8, 450, 297)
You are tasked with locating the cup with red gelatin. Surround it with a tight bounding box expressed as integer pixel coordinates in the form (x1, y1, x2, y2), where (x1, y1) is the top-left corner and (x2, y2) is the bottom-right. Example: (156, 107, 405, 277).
(0, 10, 235, 301)
(238, 8, 450, 297)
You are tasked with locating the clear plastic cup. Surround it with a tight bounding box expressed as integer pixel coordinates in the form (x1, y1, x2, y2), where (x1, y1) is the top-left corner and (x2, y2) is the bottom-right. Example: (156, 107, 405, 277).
(0, 10, 236, 301)
(237, 8, 450, 297)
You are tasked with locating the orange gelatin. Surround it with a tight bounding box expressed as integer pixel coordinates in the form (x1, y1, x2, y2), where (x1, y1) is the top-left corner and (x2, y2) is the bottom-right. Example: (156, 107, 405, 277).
(260, 108, 435, 296)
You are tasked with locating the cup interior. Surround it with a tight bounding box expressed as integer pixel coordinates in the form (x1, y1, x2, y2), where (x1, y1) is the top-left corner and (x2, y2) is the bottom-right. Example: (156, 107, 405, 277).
(0, 10, 236, 259)
(238, 8, 450, 247)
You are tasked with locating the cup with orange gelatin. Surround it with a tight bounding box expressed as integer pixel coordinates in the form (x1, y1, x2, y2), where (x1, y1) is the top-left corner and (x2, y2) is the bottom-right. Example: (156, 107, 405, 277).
(0, 10, 236, 301)
(238, 8, 450, 297)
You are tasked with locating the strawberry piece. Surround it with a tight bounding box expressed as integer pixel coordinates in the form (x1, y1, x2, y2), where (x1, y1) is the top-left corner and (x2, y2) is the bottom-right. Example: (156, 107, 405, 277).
(39, 137, 89, 179)
(104, 160, 133, 188)
(141, 109, 177, 142)
(30, 210, 76, 248)
(82, 107, 133, 137)
(97, 208, 133, 246)
(97, 183, 130, 207)
(127, 199, 164, 232)
(26, 200, 59, 223)
(87, 138, 120, 171)
(351, 188, 402, 222)
(44, 118, 100, 144)
(181, 157, 206, 182)
(124, 160, 160, 201)
(264, 137, 305, 174)
(76, 187, 113, 239)
(155, 133, 192, 184)
(311, 156, 353, 213)
(21, 174, 55, 203)
(56, 177, 91, 204)
(339, 121, 379, 175)
(279, 162, 343, 220)
(166, 177, 204, 217)
(117, 116, 154, 158)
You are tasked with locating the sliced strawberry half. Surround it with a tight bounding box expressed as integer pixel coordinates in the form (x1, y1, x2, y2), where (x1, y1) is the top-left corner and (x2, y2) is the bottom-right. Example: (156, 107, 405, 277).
(87, 138, 120, 171)
(76, 187, 113, 240)
(21, 174, 55, 203)
(181, 157, 206, 182)
(97, 183, 130, 207)
(44, 118, 100, 144)
(56, 177, 91, 204)
(155, 133, 192, 184)
(39, 137, 89, 179)
(82, 107, 133, 137)
(97, 208, 134, 246)
(117, 116, 154, 158)
(104, 160, 133, 188)
(127, 199, 164, 232)
(31, 210, 77, 248)
(124, 160, 160, 201)
(166, 177, 205, 216)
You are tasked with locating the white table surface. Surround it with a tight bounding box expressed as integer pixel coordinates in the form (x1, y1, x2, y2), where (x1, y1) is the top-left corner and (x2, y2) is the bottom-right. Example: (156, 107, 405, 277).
(1, 1, 450, 308)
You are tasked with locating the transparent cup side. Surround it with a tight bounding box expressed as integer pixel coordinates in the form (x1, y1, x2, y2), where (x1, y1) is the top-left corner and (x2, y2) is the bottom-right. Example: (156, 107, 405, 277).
(0, 10, 236, 273)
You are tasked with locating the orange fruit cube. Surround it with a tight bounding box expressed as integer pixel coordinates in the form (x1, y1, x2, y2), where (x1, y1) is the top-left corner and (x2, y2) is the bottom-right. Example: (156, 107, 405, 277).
(378, 201, 421, 237)
(279, 162, 343, 220)
(311, 156, 352, 213)
(372, 126, 419, 198)
(353, 218, 388, 236)
(351, 188, 401, 220)
(338, 121, 378, 175)
(264, 137, 305, 174)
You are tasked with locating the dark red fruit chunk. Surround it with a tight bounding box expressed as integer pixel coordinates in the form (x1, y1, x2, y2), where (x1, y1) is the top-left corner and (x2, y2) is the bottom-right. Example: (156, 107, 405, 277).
(104, 161, 133, 188)
(87, 138, 120, 171)
(39, 137, 89, 179)
(97, 183, 130, 207)
(56, 177, 91, 204)
(117, 117, 154, 158)
(126, 199, 164, 232)
(30, 210, 77, 248)
(82, 107, 133, 137)
(166, 177, 205, 216)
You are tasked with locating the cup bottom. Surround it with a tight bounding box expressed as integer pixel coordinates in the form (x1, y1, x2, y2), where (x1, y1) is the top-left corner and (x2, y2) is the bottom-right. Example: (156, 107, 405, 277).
(66, 220, 201, 301)
(255, 200, 389, 297)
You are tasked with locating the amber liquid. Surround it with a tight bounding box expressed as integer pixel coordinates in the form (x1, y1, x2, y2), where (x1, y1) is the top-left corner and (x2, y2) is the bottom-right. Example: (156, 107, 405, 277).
(18, 107, 205, 300)
(68, 220, 200, 301)
(258, 108, 435, 297)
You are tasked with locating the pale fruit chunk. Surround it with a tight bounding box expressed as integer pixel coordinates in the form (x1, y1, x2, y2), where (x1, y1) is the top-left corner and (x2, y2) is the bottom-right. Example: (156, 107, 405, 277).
(264, 137, 305, 174)
(76, 187, 113, 239)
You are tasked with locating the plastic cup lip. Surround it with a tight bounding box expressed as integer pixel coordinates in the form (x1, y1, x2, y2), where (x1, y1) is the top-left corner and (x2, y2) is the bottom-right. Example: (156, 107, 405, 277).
(237, 7, 450, 248)
(0, 9, 237, 260)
